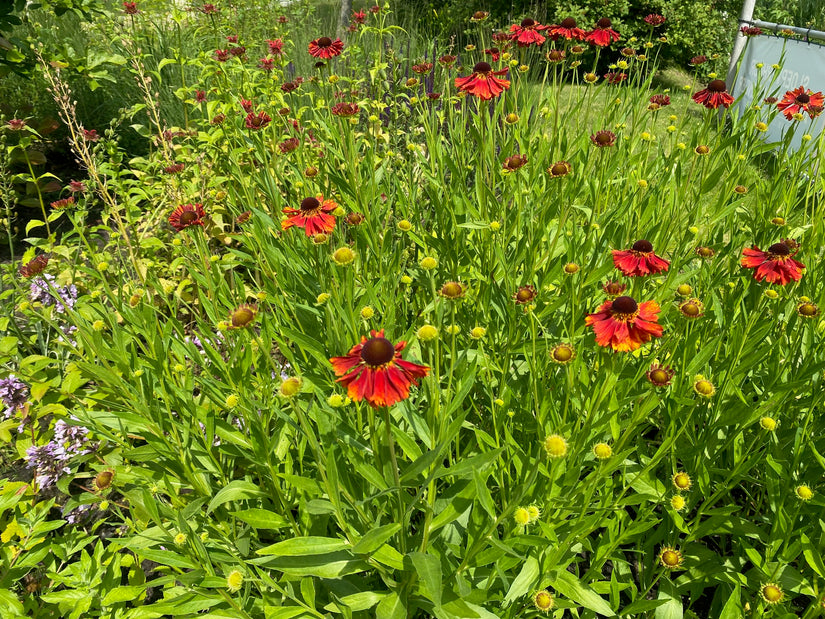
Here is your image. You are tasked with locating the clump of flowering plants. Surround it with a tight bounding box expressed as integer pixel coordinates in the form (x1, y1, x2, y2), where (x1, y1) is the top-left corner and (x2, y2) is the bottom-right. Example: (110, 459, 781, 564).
(1, 3, 825, 618)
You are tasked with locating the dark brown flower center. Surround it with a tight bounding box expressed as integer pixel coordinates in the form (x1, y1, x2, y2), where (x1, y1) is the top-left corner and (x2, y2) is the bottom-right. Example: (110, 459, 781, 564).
(489, 47, 500, 54)
(180, 210, 198, 224)
(595, 132, 613, 144)
(799, 303, 817, 316)
(682, 302, 700, 316)
(318, 37, 333, 47)
(473, 61, 492, 74)
(516, 287, 535, 302)
(796, 93, 810, 104)
(521, 18, 535, 27)
(632, 239, 653, 253)
(768, 242, 789, 256)
(612, 296, 638, 314)
(551, 162, 569, 175)
(231, 307, 255, 327)
(301, 197, 320, 211)
(361, 337, 395, 366)
(95, 470, 114, 489)
(597, 17, 612, 28)
(547, 50, 565, 61)
(708, 79, 727, 92)
(441, 282, 464, 298)
(650, 369, 669, 384)
(561, 17, 577, 28)
(553, 346, 573, 361)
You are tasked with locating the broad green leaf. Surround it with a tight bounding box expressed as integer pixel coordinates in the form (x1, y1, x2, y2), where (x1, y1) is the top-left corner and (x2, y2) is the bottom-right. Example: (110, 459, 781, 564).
(503, 556, 539, 606)
(257, 537, 349, 556)
(552, 571, 616, 617)
(376, 592, 406, 619)
(352, 523, 401, 555)
(232, 508, 288, 530)
(408, 552, 442, 606)
(206, 480, 264, 514)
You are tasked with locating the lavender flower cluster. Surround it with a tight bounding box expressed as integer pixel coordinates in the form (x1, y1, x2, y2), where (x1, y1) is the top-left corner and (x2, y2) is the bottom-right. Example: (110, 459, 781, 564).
(25, 420, 92, 490)
(0, 374, 28, 419)
(29, 274, 78, 314)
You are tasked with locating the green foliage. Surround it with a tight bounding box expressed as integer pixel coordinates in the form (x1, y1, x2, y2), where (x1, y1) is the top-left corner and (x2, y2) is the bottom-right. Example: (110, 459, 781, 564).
(1, 1, 825, 618)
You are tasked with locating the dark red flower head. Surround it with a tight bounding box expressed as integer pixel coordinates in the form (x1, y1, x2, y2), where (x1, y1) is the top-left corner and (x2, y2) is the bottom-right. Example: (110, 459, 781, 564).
(201, 3, 218, 14)
(245, 111, 271, 130)
(689, 55, 708, 66)
(740, 26, 763, 36)
(590, 130, 616, 147)
(266, 39, 284, 56)
(644, 14, 666, 26)
(331, 102, 359, 117)
(330, 329, 430, 408)
(439, 54, 457, 66)
(586, 296, 663, 352)
(692, 80, 735, 109)
(214, 49, 230, 62)
(282, 195, 338, 236)
(169, 203, 206, 231)
(412, 62, 433, 74)
(454, 63, 510, 100)
(123, 2, 138, 14)
(776, 86, 825, 120)
(612, 240, 670, 276)
(20, 254, 49, 278)
(741, 240, 804, 285)
(309, 37, 344, 59)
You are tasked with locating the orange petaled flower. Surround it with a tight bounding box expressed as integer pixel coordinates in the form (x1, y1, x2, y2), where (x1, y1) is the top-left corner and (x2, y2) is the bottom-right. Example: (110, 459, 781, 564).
(454, 62, 510, 100)
(282, 196, 338, 236)
(585, 18, 620, 47)
(585, 295, 663, 352)
(776, 86, 825, 120)
(692, 79, 735, 110)
(612, 239, 669, 276)
(509, 18, 549, 47)
(741, 240, 804, 285)
(169, 203, 206, 231)
(308, 36, 344, 59)
(330, 329, 430, 408)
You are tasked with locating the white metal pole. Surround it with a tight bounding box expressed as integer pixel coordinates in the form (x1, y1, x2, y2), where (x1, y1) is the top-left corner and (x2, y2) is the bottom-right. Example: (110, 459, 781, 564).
(726, 0, 758, 89)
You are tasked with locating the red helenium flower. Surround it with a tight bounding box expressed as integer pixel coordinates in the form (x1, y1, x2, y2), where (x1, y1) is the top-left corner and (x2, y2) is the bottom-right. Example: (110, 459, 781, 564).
(585, 296, 663, 352)
(692, 79, 735, 109)
(741, 241, 804, 285)
(585, 18, 620, 47)
(612, 239, 670, 276)
(454, 62, 510, 100)
(245, 111, 271, 130)
(776, 86, 825, 120)
(308, 36, 344, 59)
(330, 329, 430, 407)
(548, 17, 586, 41)
(509, 18, 549, 46)
(169, 203, 206, 231)
(282, 196, 338, 236)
